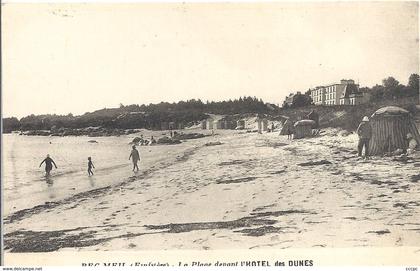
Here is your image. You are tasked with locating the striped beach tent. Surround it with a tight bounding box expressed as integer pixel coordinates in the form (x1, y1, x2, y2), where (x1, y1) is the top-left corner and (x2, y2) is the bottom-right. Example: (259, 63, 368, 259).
(368, 106, 420, 155)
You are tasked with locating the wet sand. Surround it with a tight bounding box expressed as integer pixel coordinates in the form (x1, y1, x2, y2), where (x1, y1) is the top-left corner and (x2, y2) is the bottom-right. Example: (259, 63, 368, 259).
(3, 129, 420, 252)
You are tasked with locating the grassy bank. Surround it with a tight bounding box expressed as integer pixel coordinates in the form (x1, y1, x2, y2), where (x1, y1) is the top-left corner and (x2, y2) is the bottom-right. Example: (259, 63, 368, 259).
(276, 97, 419, 131)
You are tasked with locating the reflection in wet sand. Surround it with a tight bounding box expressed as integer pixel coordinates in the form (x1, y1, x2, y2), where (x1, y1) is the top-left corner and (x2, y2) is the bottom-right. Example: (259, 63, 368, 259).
(89, 176, 96, 187)
(45, 175, 57, 200)
(45, 175, 54, 187)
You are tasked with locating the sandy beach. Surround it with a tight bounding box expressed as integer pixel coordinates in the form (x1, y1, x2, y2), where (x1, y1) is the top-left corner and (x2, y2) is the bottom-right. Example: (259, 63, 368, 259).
(3, 129, 420, 252)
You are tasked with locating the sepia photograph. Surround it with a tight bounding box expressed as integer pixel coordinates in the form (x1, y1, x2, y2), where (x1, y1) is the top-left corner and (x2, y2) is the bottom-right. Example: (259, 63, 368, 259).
(1, 1, 420, 266)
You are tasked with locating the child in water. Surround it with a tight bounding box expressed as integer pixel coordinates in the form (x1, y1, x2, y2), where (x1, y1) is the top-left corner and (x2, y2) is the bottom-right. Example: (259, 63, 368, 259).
(88, 157, 95, 176)
(129, 145, 140, 172)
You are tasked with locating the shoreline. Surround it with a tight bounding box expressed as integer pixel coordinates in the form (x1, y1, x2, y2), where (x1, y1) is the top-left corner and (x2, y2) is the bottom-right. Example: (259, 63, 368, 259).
(3, 129, 420, 252)
(5, 143, 204, 225)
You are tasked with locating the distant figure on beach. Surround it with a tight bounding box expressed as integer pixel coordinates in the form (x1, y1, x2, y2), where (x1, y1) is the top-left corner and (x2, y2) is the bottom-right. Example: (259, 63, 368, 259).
(287, 127, 293, 140)
(87, 157, 95, 176)
(356, 116, 372, 159)
(129, 145, 140, 172)
(282, 119, 293, 140)
(150, 136, 156, 144)
(170, 130, 173, 138)
(140, 134, 144, 145)
(39, 154, 57, 176)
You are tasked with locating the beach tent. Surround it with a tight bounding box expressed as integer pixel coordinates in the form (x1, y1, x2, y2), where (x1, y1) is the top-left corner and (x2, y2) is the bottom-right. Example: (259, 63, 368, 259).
(262, 119, 268, 131)
(224, 120, 235, 129)
(368, 106, 420, 155)
(236, 120, 245, 130)
(257, 119, 268, 133)
(201, 120, 207, 130)
(223, 120, 229, 129)
(214, 120, 223, 129)
(279, 119, 293, 135)
(206, 119, 214, 130)
(293, 119, 315, 139)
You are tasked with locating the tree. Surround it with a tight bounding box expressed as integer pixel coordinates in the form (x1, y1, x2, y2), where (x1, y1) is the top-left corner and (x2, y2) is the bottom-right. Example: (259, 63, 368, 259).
(370, 84, 385, 101)
(408, 73, 419, 90)
(3, 117, 20, 133)
(382, 77, 399, 89)
(292, 93, 312, 108)
(382, 77, 404, 99)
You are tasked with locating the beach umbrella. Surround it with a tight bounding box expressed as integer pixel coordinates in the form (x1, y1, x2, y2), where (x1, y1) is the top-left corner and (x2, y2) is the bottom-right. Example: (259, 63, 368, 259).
(369, 106, 420, 155)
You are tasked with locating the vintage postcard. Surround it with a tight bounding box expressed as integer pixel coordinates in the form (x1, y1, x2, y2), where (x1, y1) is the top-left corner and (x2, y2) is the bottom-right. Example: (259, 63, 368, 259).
(1, 1, 419, 267)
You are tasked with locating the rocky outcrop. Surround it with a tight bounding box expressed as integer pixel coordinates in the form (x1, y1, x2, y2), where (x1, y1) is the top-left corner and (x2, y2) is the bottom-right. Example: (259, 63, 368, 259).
(172, 133, 207, 140)
(21, 127, 139, 137)
(157, 136, 182, 145)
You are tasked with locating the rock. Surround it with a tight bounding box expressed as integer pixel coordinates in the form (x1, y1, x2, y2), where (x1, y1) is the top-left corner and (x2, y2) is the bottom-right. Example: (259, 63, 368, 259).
(125, 129, 136, 135)
(367, 229, 390, 235)
(173, 133, 206, 140)
(23, 130, 51, 136)
(204, 141, 222, 146)
(157, 136, 182, 145)
(130, 137, 143, 144)
(298, 160, 332, 166)
(89, 131, 104, 137)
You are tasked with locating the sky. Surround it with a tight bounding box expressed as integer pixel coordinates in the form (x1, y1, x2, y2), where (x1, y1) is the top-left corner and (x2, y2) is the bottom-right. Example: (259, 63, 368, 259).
(2, 2, 419, 118)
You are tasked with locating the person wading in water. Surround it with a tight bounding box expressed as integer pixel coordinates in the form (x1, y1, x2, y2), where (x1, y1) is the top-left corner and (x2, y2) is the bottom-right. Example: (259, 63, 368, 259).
(129, 145, 140, 172)
(39, 154, 58, 176)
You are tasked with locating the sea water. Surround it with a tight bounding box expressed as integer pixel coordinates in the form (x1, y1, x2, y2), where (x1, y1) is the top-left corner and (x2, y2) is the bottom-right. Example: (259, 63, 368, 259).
(2, 133, 184, 216)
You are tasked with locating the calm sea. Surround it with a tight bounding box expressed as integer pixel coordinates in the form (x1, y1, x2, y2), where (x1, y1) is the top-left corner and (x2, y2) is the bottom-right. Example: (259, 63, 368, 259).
(2, 132, 182, 216)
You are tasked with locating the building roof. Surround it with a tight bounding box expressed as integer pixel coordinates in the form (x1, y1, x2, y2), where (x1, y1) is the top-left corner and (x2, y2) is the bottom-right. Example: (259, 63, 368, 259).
(311, 79, 358, 93)
(341, 84, 361, 98)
